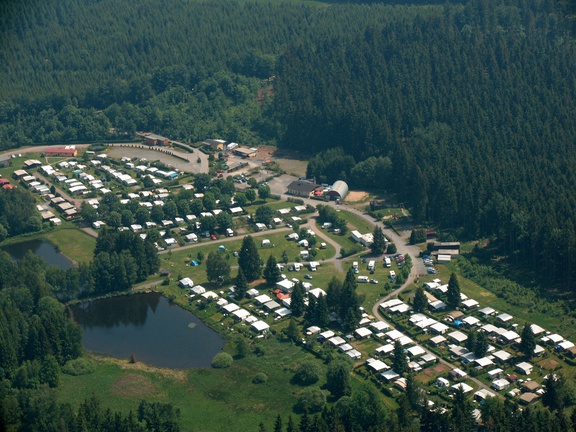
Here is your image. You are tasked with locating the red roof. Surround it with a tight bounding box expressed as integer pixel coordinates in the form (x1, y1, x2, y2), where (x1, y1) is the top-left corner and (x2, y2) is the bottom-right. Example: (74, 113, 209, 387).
(45, 148, 76, 155)
(2, 184, 14, 190)
(0, 178, 10, 185)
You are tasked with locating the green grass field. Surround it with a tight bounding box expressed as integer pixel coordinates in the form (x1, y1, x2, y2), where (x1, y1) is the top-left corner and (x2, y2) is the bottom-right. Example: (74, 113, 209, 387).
(40, 227, 96, 263)
(58, 339, 323, 431)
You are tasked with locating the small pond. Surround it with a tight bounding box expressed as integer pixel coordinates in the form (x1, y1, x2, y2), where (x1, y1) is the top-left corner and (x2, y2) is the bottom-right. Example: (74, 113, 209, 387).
(70, 292, 225, 369)
(2, 239, 74, 269)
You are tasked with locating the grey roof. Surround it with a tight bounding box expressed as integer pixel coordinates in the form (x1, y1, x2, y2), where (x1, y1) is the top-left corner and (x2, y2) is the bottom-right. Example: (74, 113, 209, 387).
(287, 180, 321, 194)
(327, 180, 349, 199)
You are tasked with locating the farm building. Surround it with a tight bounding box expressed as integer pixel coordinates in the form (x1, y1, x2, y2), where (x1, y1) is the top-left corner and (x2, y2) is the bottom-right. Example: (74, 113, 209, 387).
(286, 180, 322, 198)
(232, 146, 258, 158)
(144, 134, 170, 146)
(325, 180, 349, 201)
(203, 138, 226, 151)
(44, 147, 77, 157)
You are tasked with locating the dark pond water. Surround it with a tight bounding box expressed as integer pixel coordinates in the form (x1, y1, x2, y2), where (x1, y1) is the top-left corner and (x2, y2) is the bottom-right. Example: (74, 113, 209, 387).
(2, 239, 74, 269)
(70, 292, 225, 369)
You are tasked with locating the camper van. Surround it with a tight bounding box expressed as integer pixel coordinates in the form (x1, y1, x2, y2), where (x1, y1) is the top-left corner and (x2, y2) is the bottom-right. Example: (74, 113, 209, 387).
(358, 276, 369, 283)
(384, 257, 392, 268)
(367, 260, 375, 271)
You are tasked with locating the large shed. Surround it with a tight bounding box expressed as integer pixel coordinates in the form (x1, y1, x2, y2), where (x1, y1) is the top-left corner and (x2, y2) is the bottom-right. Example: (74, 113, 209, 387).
(326, 180, 349, 201)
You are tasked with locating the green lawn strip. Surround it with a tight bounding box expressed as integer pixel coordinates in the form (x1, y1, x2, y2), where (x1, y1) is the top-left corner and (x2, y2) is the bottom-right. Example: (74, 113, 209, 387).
(58, 340, 327, 431)
(40, 227, 96, 263)
(336, 210, 374, 233)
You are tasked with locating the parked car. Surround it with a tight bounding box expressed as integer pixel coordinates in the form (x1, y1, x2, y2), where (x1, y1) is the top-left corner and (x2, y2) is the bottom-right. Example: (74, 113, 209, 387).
(210, 234, 217, 240)
(190, 260, 199, 266)
(304, 274, 313, 280)
(370, 279, 379, 284)
(427, 268, 437, 274)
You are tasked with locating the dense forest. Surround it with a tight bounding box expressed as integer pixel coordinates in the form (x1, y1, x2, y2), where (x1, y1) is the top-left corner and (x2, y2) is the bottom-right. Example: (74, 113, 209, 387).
(2, 1, 576, 290)
(276, 0, 576, 290)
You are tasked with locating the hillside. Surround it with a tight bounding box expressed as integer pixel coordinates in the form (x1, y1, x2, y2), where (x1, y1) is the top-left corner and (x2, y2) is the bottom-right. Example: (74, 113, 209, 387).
(1, 0, 576, 286)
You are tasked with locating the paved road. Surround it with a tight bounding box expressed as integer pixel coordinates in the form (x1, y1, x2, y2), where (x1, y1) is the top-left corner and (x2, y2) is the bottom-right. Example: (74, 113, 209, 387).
(308, 216, 344, 273)
(106, 142, 209, 174)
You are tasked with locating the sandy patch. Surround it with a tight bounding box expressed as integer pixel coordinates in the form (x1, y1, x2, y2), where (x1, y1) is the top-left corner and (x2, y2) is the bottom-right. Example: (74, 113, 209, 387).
(112, 374, 158, 398)
(539, 359, 559, 370)
(416, 364, 449, 384)
(345, 191, 369, 203)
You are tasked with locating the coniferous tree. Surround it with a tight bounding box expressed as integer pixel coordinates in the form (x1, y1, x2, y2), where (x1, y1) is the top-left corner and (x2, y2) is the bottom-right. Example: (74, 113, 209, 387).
(466, 330, 477, 353)
(238, 236, 261, 281)
(315, 295, 330, 328)
(263, 255, 280, 285)
(291, 282, 306, 317)
(447, 273, 461, 310)
(273, 415, 282, 432)
(413, 287, 428, 313)
(326, 358, 352, 400)
(474, 331, 489, 358)
(371, 226, 386, 254)
(234, 267, 249, 299)
(450, 387, 474, 432)
(285, 317, 300, 342)
(392, 340, 409, 376)
(520, 323, 536, 358)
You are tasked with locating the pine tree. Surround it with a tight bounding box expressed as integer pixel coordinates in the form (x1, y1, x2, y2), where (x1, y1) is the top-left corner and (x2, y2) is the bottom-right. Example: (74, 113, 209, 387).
(285, 317, 300, 342)
(326, 359, 352, 400)
(291, 282, 306, 317)
(315, 295, 330, 328)
(273, 415, 283, 432)
(286, 415, 296, 432)
(466, 330, 477, 353)
(447, 273, 461, 310)
(520, 323, 536, 358)
(305, 295, 317, 325)
(450, 386, 474, 431)
(263, 255, 280, 286)
(371, 226, 387, 254)
(340, 270, 360, 330)
(392, 340, 408, 376)
(238, 236, 261, 281)
(413, 287, 428, 313)
(234, 267, 249, 300)
(474, 331, 489, 358)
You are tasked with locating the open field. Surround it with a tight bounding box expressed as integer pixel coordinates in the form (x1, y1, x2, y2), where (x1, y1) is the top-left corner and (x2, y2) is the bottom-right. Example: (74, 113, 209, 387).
(40, 227, 96, 263)
(58, 340, 322, 431)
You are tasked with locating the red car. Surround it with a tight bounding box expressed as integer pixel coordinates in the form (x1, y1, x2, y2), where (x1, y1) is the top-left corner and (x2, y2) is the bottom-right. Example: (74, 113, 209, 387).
(210, 234, 217, 240)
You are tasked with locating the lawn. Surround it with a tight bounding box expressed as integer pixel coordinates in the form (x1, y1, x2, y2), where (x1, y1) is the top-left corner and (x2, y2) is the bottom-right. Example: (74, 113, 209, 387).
(336, 210, 374, 234)
(159, 232, 338, 289)
(40, 227, 96, 263)
(58, 338, 321, 431)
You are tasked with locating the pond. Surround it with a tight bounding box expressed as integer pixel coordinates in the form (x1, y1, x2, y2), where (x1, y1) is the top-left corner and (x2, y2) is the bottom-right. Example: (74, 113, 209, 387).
(70, 292, 225, 369)
(2, 239, 74, 270)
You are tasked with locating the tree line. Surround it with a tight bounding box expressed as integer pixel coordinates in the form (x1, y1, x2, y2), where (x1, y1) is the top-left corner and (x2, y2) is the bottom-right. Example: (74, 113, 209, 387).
(278, 0, 576, 290)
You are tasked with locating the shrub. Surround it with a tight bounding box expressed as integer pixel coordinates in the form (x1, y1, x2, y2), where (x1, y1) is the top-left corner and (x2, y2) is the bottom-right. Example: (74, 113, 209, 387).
(293, 361, 321, 386)
(295, 387, 326, 413)
(211, 352, 233, 369)
(62, 358, 95, 376)
(252, 373, 268, 384)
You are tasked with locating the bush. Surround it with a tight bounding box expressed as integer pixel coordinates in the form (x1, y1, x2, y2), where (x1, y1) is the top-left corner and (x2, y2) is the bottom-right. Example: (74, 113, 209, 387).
(211, 352, 233, 369)
(62, 358, 95, 376)
(387, 243, 397, 254)
(293, 361, 321, 386)
(295, 387, 327, 413)
(252, 373, 268, 384)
